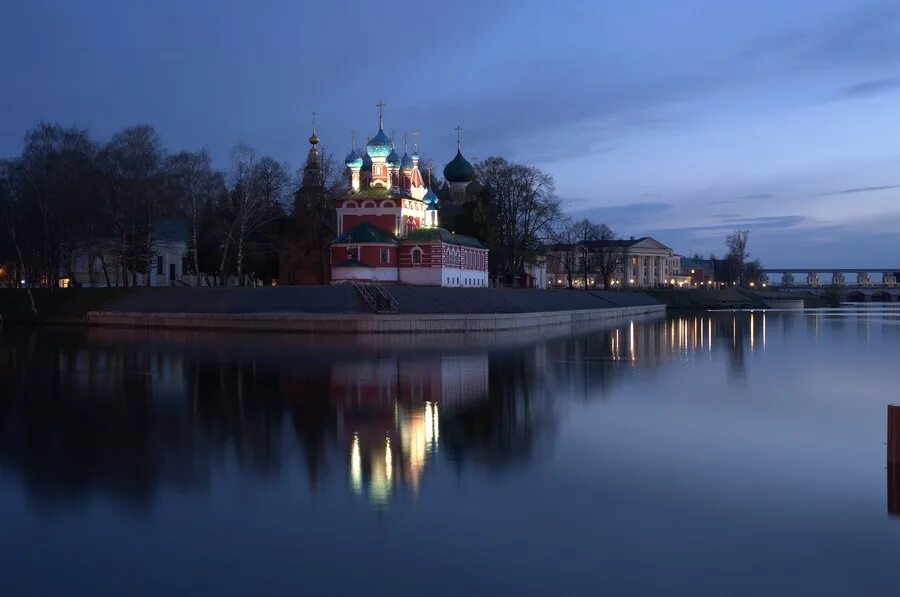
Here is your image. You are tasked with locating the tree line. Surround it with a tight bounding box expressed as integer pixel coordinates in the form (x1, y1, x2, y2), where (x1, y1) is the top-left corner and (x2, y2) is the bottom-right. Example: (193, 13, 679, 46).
(0, 122, 330, 298)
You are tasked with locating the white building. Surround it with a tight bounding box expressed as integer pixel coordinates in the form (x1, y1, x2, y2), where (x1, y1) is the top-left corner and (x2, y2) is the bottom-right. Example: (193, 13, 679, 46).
(547, 236, 684, 289)
(69, 219, 191, 288)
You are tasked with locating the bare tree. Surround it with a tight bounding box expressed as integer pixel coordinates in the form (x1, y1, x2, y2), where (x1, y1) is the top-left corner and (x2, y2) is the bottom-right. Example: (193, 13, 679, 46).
(97, 125, 164, 287)
(226, 144, 281, 286)
(166, 149, 221, 285)
(725, 229, 750, 284)
(0, 160, 37, 314)
(571, 218, 601, 289)
(550, 217, 579, 289)
(475, 157, 561, 277)
(593, 224, 625, 290)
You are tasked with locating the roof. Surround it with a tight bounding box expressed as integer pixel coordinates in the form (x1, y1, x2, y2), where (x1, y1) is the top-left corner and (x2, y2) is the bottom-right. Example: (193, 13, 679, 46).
(154, 218, 190, 242)
(443, 149, 476, 183)
(333, 258, 373, 268)
(332, 222, 398, 245)
(405, 227, 485, 248)
(366, 128, 392, 158)
(345, 186, 422, 201)
(546, 236, 673, 252)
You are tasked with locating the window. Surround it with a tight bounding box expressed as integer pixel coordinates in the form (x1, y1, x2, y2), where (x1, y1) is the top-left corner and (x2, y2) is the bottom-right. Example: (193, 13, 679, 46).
(157, 255, 164, 275)
(380, 249, 390, 264)
(347, 247, 359, 261)
(412, 249, 422, 264)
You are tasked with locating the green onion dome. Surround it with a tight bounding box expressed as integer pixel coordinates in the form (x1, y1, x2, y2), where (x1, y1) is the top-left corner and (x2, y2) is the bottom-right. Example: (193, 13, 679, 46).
(443, 149, 475, 183)
(386, 148, 401, 168)
(400, 151, 414, 171)
(366, 128, 392, 158)
(344, 149, 363, 169)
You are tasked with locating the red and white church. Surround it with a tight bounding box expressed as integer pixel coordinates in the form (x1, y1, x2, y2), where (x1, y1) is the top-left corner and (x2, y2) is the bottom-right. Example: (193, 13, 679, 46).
(329, 105, 489, 287)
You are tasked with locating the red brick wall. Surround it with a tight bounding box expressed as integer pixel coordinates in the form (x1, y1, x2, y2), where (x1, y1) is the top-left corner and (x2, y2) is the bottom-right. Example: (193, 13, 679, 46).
(331, 244, 397, 268)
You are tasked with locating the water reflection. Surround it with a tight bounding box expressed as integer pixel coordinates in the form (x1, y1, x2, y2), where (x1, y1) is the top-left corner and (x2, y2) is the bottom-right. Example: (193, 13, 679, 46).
(0, 306, 897, 511)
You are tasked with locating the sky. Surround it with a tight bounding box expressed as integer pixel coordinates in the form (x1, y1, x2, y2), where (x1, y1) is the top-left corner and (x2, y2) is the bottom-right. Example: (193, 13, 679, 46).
(2, 0, 900, 267)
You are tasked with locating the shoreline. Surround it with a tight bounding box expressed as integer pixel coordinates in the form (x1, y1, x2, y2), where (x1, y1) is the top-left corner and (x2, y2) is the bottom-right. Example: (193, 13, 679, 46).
(85, 304, 665, 334)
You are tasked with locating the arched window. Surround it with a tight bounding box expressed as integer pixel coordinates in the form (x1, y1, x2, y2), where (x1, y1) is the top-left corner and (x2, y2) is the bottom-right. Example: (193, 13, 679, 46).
(344, 201, 358, 208)
(382, 200, 395, 208)
(412, 248, 422, 264)
(362, 200, 376, 208)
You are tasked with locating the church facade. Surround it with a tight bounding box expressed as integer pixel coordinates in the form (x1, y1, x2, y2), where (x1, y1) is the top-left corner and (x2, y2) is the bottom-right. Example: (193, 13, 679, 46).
(328, 105, 489, 287)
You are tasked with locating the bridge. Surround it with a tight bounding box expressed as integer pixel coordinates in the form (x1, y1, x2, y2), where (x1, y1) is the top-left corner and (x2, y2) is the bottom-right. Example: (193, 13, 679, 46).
(759, 268, 900, 301)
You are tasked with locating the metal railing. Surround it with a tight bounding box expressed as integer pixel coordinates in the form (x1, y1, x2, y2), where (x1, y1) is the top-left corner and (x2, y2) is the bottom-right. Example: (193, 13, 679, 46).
(353, 281, 399, 313)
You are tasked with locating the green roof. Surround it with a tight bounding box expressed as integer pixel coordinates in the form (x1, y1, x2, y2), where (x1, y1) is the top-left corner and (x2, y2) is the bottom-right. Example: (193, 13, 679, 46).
(405, 227, 485, 248)
(332, 222, 397, 245)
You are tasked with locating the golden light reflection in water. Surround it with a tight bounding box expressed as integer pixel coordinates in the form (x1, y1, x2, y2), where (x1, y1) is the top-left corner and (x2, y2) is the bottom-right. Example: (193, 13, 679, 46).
(347, 401, 444, 505)
(750, 312, 755, 350)
(350, 434, 362, 495)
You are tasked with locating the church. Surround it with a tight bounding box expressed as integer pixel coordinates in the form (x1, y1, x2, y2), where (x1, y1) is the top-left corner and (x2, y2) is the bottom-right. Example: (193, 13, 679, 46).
(328, 103, 489, 287)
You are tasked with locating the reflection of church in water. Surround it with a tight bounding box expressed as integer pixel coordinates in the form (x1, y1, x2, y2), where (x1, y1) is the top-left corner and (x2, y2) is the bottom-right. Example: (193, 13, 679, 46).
(330, 354, 488, 505)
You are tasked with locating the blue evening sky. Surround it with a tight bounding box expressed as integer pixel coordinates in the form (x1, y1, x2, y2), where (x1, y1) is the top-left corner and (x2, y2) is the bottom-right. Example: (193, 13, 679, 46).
(2, 0, 899, 267)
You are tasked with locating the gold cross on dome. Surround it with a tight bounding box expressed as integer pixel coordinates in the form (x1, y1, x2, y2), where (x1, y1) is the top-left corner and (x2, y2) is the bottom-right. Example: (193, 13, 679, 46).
(376, 100, 386, 128)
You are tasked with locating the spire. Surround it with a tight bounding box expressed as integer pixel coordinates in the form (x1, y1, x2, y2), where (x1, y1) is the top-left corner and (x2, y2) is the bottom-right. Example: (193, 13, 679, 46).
(308, 111, 319, 146)
(351, 129, 356, 151)
(377, 100, 386, 130)
(403, 132, 408, 153)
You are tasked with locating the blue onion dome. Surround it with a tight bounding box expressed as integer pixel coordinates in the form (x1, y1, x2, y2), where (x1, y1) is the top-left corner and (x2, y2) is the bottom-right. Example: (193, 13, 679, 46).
(423, 187, 439, 208)
(411, 150, 420, 162)
(400, 151, 414, 171)
(443, 149, 475, 183)
(366, 128, 393, 158)
(386, 147, 401, 168)
(361, 152, 372, 172)
(344, 148, 363, 169)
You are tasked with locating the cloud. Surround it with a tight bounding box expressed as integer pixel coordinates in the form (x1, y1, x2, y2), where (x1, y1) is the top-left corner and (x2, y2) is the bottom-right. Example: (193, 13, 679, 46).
(575, 201, 672, 219)
(733, 193, 773, 200)
(719, 215, 804, 228)
(836, 76, 900, 99)
(820, 184, 900, 196)
(651, 215, 805, 236)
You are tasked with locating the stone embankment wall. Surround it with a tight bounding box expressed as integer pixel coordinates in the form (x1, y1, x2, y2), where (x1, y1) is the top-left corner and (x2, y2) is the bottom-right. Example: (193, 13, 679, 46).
(86, 305, 664, 334)
(85, 286, 663, 334)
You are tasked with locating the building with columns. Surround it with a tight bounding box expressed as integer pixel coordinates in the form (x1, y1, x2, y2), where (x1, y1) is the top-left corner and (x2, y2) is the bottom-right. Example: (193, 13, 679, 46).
(329, 103, 489, 287)
(547, 236, 685, 289)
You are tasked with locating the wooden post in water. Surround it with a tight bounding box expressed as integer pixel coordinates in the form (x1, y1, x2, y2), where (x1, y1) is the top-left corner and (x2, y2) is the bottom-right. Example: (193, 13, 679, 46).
(888, 405, 900, 516)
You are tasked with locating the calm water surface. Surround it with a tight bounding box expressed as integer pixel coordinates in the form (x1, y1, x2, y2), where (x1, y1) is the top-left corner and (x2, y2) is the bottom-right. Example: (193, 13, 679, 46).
(3, 306, 900, 596)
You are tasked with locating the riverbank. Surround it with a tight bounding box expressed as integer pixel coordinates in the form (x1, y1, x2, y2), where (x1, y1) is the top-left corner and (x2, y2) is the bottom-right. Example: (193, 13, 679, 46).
(0, 286, 664, 333)
(647, 288, 827, 310)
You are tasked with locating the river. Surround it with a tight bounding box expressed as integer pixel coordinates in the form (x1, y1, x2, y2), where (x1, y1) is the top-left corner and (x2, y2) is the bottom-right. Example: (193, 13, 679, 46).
(2, 306, 900, 595)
